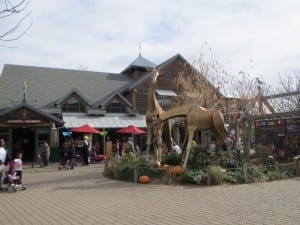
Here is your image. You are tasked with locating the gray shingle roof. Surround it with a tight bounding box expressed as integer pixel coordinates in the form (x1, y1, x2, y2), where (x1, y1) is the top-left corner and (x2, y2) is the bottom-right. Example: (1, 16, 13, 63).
(121, 54, 156, 74)
(0, 64, 134, 110)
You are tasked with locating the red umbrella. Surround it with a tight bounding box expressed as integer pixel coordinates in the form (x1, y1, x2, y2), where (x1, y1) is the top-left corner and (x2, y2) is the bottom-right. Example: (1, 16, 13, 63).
(71, 124, 100, 134)
(116, 125, 146, 134)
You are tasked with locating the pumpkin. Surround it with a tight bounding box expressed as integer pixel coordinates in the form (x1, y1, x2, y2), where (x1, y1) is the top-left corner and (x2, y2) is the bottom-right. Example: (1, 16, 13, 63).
(171, 165, 183, 176)
(139, 175, 150, 184)
(162, 164, 169, 171)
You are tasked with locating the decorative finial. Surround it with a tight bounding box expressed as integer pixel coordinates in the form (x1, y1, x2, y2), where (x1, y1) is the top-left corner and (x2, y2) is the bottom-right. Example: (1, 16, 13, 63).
(138, 44, 141, 56)
(22, 80, 27, 102)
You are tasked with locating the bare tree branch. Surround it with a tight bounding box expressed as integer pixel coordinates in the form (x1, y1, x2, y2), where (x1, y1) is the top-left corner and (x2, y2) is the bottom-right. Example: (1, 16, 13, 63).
(0, 0, 31, 46)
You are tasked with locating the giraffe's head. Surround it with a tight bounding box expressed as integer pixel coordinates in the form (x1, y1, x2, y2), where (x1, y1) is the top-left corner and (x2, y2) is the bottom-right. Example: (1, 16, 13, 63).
(151, 68, 159, 85)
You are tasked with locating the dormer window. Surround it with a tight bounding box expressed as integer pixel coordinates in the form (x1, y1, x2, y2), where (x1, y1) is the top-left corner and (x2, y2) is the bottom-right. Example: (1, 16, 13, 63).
(62, 97, 85, 112)
(106, 99, 126, 113)
(156, 89, 177, 110)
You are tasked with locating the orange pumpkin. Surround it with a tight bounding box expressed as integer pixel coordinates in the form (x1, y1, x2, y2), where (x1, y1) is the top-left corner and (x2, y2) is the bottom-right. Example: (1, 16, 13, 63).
(171, 165, 183, 176)
(139, 175, 150, 184)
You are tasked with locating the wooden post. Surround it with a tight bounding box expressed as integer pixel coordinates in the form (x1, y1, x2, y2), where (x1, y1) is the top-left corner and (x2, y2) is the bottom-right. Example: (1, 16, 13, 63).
(275, 162, 280, 173)
(134, 165, 138, 183)
(167, 166, 171, 185)
(243, 163, 248, 183)
(207, 165, 211, 185)
(294, 155, 300, 176)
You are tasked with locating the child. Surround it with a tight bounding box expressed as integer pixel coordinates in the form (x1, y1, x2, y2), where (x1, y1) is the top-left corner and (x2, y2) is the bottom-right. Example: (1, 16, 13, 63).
(14, 152, 23, 181)
(7, 170, 21, 186)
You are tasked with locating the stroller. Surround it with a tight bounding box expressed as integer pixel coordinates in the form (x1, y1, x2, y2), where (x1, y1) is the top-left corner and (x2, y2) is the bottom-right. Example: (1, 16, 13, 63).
(2, 170, 26, 192)
(58, 148, 74, 170)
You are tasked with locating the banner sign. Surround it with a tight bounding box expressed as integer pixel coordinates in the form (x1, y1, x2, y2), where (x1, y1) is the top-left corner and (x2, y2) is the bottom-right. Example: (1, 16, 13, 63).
(6, 119, 42, 124)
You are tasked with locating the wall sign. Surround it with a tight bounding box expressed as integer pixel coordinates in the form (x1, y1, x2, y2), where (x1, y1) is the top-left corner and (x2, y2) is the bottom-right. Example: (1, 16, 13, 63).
(6, 119, 42, 124)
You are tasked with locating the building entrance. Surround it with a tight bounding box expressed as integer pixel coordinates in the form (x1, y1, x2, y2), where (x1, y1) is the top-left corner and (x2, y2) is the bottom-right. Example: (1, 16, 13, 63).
(12, 127, 35, 161)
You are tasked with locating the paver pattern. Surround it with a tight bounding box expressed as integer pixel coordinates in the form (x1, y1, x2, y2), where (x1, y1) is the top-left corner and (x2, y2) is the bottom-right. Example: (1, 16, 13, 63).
(0, 163, 299, 225)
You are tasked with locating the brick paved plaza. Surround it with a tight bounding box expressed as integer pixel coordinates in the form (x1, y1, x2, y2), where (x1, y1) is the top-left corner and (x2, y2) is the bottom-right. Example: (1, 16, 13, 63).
(0, 163, 299, 225)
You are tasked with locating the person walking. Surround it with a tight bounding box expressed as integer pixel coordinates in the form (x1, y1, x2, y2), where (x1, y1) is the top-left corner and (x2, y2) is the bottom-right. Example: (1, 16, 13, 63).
(0, 139, 8, 190)
(39, 141, 50, 167)
(82, 136, 89, 166)
(114, 140, 121, 160)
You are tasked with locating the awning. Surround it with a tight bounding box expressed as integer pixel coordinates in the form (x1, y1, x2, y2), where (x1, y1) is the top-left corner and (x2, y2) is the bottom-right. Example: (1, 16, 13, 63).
(62, 113, 146, 129)
(156, 89, 177, 97)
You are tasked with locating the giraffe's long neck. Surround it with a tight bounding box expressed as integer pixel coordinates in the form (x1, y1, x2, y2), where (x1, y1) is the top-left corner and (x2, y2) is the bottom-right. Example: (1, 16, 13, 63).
(148, 81, 163, 114)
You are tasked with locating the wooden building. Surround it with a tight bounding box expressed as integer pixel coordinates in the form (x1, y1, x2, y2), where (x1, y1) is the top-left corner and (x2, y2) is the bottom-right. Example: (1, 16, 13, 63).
(0, 53, 222, 160)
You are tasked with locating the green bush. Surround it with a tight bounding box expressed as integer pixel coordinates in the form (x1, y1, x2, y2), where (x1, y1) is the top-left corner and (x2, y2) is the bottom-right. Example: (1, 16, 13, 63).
(162, 152, 181, 165)
(119, 164, 134, 182)
(218, 156, 240, 168)
(224, 169, 244, 184)
(180, 170, 206, 184)
(209, 165, 224, 185)
(267, 170, 289, 181)
(103, 166, 115, 179)
(121, 152, 136, 163)
(138, 166, 164, 178)
(247, 165, 267, 183)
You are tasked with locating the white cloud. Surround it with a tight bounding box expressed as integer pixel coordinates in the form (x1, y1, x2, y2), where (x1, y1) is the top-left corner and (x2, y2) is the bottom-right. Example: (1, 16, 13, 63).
(1, 0, 299, 87)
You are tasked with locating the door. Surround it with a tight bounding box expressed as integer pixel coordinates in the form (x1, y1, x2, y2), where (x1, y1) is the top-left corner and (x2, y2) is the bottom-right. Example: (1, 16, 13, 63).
(12, 127, 36, 161)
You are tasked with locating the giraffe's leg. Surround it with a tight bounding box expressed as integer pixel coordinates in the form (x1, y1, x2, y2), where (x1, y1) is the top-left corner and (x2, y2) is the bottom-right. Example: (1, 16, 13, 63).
(182, 126, 195, 170)
(146, 125, 152, 160)
(157, 127, 163, 162)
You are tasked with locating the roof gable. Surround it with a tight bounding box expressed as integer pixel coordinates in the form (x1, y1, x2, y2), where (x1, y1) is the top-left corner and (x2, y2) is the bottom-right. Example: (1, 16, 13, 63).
(56, 88, 91, 107)
(121, 54, 156, 74)
(0, 102, 64, 125)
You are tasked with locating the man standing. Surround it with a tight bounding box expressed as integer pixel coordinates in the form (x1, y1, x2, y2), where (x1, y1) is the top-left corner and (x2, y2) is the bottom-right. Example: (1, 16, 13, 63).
(39, 141, 50, 167)
(0, 139, 8, 190)
(82, 136, 89, 166)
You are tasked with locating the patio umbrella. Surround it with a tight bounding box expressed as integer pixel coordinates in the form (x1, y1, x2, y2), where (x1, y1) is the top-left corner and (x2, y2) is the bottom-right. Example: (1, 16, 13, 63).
(71, 124, 100, 134)
(116, 125, 146, 134)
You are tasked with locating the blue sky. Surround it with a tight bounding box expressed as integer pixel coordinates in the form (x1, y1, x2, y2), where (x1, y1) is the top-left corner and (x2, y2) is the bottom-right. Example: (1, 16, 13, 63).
(1, 0, 299, 87)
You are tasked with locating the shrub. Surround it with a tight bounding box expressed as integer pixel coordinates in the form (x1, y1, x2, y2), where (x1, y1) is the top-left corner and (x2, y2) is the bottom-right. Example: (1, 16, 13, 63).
(162, 152, 181, 165)
(103, 166, 115, 179)
(247, 165, 268, 183)
(119, 164, 134, 182)
(218, 156, 240, 168)
(224, 169, 244, 184)
(180, 170, 206, 184)
(138, 166, 164, 178)
(121, 152, 136, 164)
(267, 170, 289, 181)
(209, 165, 224, 185)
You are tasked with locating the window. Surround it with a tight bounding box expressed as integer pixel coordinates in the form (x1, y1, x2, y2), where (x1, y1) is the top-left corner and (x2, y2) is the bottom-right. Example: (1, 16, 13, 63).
(62, 97, 85, 112)
(156, 89, 177, 110)
(106, 99, 126, 113)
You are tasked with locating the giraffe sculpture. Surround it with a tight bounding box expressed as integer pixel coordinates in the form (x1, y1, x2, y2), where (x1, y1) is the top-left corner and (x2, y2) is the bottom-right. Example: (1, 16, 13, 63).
(152, 104, 233, 169)
(146, 69, 173, 163)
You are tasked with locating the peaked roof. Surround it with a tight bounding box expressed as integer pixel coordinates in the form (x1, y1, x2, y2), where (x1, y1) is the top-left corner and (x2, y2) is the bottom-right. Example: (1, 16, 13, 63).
(121, 54, 156, 74)
(55, 88, 92, 106)
(0, 102, 64, 125)
(0, 64, 134, 110)
(127, 53, 189, 90)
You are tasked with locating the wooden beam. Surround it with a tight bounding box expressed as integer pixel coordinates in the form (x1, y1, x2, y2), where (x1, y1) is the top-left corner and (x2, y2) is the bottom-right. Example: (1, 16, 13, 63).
(264, 91, 300, 100)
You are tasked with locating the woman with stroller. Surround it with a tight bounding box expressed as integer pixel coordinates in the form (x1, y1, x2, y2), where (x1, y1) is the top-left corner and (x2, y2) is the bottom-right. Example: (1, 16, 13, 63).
(14, 152, 23, 180)
(66, 141, 75, 169)
(0, 139, 8, 190)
